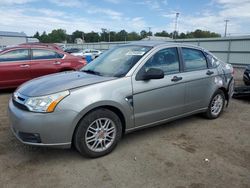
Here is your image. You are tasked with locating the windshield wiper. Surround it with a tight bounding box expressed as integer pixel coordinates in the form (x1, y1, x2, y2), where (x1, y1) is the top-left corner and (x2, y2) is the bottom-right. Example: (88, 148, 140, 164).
(82, 69, 102, 76)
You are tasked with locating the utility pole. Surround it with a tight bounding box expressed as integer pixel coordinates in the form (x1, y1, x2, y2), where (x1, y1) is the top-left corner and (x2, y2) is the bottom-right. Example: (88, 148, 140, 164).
(173, 12, 180, 39)
(224, 19, 229, 37)
(148, 27, 151, 40)
(108, 29, 110, 42)
(101, 28, 107, 41)
(82, 32, 84, 43)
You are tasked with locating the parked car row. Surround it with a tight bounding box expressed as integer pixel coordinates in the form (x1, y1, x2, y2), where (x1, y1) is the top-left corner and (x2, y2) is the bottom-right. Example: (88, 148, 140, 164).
(0, 43, 86, 89)
(8, 41, 234, 158)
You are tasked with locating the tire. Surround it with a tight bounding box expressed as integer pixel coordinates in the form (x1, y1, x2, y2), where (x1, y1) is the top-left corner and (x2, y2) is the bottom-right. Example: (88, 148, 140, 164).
(74, 108, 122, 158)
(204, 90, 225, 119)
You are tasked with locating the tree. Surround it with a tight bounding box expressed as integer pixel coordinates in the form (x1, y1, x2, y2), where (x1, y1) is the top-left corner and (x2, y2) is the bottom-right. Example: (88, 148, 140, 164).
(109, 31, 116, 42)
(33, 28, 221, 43)
(34, 31, 40, 39)
(85, 31, 100, 42)
(116, 30, 128, 41)
(39, 31, 49, 43)
(127, 32, 141, 41)
(184, 29, 221, 38)
(179, 32, 186, 39)
(47, 29, 67, 43)
(72, 30, 84, 42)
(155, 30, 170, 37)
(140, 30, 147, 39)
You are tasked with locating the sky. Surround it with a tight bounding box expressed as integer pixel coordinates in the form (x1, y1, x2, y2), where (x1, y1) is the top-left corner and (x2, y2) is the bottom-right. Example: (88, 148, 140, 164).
(0, 0, 250, 36)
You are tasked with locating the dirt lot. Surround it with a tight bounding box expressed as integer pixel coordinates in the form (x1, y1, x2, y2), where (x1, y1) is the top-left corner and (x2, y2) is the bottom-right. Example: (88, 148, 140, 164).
(0, 91, 249, 188)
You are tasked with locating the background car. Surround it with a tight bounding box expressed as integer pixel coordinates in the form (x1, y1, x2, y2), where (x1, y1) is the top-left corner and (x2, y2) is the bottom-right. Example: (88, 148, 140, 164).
(243, 65, 250, 86)
(0, 43, 86, 89)
(71, 49, 103, 59)
(234, 65, 250, 97)
(64, 48, 81, 54)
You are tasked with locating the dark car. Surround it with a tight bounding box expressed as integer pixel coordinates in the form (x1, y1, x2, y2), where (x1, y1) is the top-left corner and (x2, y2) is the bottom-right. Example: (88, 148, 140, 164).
(64, 48, 81, 54)
(234, 65, 250, 97)
(0, 44, 87, 89)
(243, 65, 250, 86)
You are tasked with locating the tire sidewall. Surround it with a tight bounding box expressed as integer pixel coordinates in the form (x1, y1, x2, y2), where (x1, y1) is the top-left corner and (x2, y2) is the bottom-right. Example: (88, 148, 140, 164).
(74, 108, 122, 158)
(207, 90, 225, 119)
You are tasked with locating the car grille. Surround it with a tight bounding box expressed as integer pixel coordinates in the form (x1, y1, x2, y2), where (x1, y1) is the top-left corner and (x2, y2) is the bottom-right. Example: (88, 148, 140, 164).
(12, 99, 29, 111)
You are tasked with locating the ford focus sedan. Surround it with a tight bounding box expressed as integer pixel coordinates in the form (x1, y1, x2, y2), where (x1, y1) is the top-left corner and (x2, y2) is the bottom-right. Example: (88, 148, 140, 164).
(9, 42, 234, 158)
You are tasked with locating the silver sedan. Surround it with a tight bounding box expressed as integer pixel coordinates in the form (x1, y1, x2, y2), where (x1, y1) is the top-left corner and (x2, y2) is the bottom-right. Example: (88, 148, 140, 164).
(9, 41, 234, 158)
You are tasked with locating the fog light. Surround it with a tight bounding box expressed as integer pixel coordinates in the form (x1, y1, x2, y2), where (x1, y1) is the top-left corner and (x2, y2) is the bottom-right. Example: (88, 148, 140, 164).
(18, 132, 41, 143)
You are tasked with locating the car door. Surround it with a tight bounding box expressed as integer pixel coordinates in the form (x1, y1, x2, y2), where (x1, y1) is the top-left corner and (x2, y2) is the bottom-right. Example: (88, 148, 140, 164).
(180, 47, 218, 113)
(132, 47, 186, 127)
(0, 49, 31, 88)
(30, 49, 64, 78)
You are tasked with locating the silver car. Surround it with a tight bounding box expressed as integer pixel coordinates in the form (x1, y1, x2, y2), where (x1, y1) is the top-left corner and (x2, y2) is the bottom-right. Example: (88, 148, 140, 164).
(9, 41, 234, 158)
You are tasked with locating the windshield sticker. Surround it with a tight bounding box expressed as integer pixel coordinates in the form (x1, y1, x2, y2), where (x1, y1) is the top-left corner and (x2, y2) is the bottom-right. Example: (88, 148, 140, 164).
(126, 51, 146, 56)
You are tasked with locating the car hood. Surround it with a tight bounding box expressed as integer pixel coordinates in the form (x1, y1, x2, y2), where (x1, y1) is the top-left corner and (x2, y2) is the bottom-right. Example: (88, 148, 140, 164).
(17, 71, 116, 97)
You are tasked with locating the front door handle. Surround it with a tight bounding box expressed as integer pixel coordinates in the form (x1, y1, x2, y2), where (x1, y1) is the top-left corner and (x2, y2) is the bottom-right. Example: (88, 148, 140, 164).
(171, 76, 183, 82)
(206, 70, 214, 75)
(20, 64, 30, 68)
(53, 61, 61, 65)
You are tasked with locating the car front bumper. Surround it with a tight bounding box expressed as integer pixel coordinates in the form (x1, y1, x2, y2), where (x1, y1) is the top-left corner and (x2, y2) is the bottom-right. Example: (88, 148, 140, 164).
(8, 99, 79, 148)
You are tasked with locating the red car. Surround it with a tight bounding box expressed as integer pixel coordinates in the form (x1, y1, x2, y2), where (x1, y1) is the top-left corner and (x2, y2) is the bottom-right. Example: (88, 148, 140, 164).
(0, 44, 86, 89)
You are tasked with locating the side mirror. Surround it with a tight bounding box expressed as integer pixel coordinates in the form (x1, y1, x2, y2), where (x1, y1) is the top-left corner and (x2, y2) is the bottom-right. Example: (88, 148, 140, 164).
(137, 68, 164, 80)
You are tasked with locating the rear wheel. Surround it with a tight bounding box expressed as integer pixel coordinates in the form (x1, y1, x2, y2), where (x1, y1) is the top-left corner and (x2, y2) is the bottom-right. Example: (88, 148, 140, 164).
(74, 108, 122, 158)
(204, 90, 225, 119)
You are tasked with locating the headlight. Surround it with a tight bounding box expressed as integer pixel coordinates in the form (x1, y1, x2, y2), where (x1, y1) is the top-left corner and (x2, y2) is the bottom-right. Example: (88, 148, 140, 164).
(25, 90, 70, 113)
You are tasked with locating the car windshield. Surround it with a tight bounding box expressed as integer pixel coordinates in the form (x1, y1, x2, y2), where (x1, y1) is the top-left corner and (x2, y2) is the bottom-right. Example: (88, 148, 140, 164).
(81, 45, 152, 77)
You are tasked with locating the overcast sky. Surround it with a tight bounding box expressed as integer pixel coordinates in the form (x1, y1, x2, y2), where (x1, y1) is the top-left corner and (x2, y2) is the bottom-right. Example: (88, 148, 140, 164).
(0, 0, 249, 36)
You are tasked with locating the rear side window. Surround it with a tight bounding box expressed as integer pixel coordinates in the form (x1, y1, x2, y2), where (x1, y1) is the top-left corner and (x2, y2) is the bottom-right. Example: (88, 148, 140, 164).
(143, 47, 180, 75)
(32, 49, 62, 60)
(204, 52, 219, 68)
(182, 48, 207, 71)
(0, 49, 29, 62)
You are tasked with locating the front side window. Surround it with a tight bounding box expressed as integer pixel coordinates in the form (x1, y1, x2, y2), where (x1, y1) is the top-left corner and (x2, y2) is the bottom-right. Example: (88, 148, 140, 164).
(81, 45, 152, 77)
(142, 47, 180, 75)
(0, 49, 29, 62)
(32, 49, 60, 60)
(182, 48, 207, 71)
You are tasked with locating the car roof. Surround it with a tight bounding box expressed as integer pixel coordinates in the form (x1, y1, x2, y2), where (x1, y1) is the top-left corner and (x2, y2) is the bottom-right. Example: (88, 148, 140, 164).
(0, 45, 66, 54)
(19, 43, 62, 50)
(127, 41, 205, 51)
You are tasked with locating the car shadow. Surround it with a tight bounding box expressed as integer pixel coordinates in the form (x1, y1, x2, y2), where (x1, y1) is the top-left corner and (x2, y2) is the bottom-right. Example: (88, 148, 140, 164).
(233, 95, 250, 103)
(6, 114, 203, 161)
(0, 88, 15, 95)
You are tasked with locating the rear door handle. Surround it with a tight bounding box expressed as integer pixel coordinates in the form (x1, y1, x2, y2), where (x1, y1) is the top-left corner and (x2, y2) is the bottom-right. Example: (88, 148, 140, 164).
(20, 64, 30, 68)
(171, 76, 183, 82)
(206, 70, 214, 75)
(53, 61, 61, 65)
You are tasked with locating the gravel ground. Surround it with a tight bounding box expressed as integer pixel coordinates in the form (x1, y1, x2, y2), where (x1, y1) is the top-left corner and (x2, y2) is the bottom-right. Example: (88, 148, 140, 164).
(0, 91, 249, 188)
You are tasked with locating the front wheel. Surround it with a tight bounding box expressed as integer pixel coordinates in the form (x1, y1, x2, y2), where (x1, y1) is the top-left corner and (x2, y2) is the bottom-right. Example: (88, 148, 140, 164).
(74, 108, 122, 158)
(204, 90, 225, 119)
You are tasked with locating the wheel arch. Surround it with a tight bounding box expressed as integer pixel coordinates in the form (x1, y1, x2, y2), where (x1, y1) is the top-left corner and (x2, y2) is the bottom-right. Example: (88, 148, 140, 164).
(218, 87, 228, 101)
(71, 104, 127, 146)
